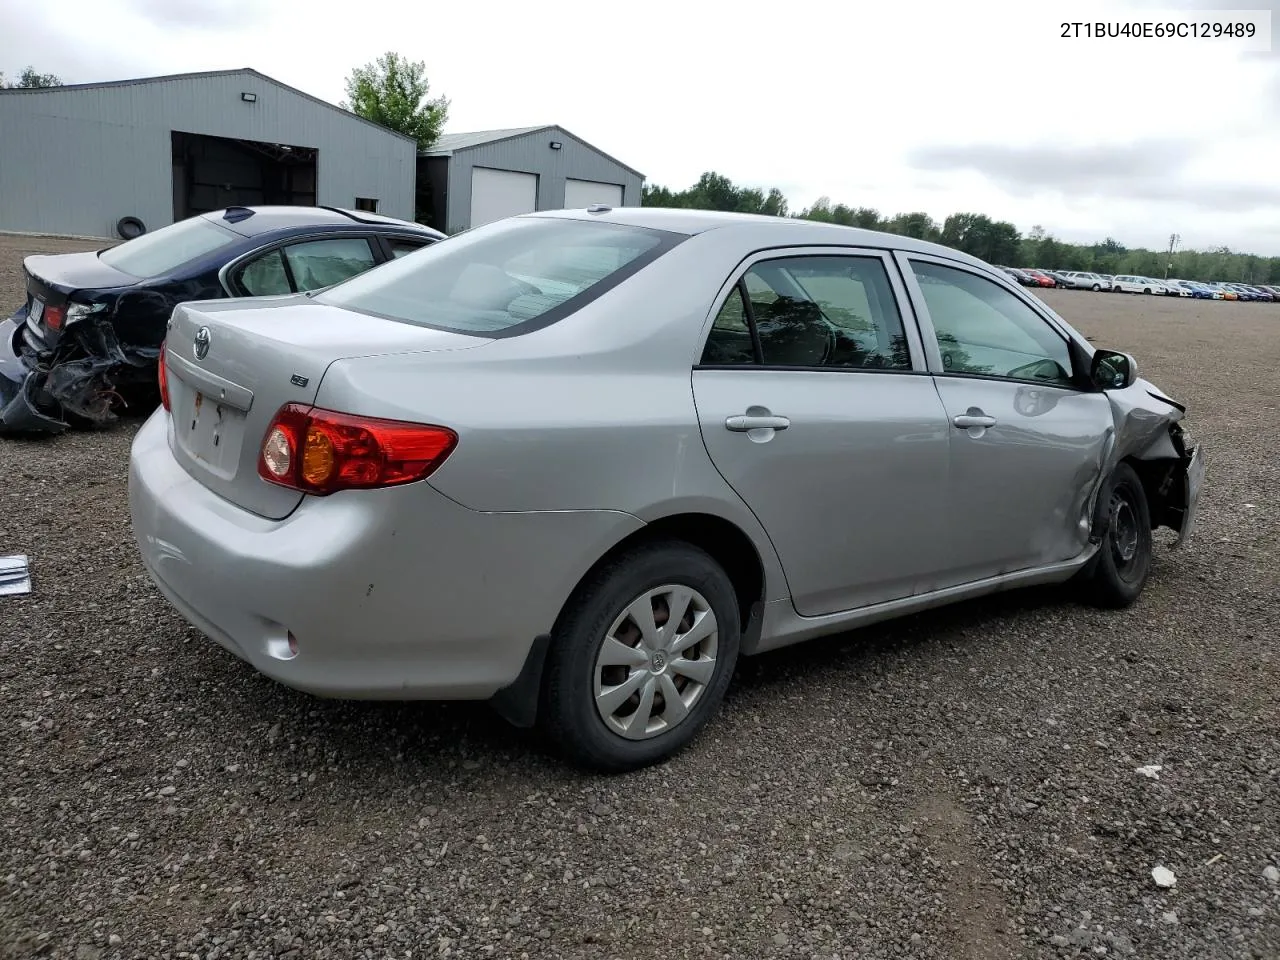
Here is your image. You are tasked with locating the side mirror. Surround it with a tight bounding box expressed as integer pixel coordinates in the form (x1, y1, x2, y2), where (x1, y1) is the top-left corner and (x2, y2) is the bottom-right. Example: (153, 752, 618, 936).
(1090, 349, 1138, 390)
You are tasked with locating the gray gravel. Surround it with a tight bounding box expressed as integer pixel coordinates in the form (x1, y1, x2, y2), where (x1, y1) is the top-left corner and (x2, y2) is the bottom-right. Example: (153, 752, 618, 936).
(2, 233, 1278, 959)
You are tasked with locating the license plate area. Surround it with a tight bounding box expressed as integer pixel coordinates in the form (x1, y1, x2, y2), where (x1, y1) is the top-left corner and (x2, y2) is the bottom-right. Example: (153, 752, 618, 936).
(173, 381, 246, 479)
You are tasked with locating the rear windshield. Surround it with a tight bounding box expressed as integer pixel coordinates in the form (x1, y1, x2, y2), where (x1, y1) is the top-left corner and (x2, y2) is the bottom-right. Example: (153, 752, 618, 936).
(314, 217, 680, 335)
(99, 216, 240, 278)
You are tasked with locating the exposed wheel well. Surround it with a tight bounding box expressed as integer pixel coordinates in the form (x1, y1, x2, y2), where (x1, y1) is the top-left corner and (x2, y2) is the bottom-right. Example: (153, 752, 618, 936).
(568, 513, 765, 631)
(1122, 454, 1185, 533)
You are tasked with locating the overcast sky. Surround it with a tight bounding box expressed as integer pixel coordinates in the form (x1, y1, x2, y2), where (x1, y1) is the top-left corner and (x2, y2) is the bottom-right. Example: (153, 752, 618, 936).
(3, 0, 1278, 254)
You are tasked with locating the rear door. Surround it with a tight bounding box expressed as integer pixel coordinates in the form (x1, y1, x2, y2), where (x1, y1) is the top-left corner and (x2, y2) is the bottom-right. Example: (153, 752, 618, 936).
(692, 247, 953, 616)
(897, 253, 1113, 586)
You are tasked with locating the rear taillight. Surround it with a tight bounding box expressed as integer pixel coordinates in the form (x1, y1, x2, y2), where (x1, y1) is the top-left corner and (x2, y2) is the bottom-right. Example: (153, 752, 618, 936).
(158, 340, 171, 411)
(43, 304, 65, 332)
(257, 403, 457, 495)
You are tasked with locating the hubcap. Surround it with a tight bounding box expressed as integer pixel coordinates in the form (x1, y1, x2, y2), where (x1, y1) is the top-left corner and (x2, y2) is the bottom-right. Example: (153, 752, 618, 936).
(593, 584, 720, 741)
(1109, 492, 1139, 566)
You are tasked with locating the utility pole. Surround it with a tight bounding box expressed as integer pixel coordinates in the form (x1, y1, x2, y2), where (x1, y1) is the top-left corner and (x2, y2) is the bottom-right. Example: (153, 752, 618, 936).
(1165, 233, 1180, 279)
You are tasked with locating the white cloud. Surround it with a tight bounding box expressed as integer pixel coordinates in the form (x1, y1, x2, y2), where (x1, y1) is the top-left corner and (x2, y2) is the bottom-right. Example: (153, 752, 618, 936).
(2, 0, 1278, 253)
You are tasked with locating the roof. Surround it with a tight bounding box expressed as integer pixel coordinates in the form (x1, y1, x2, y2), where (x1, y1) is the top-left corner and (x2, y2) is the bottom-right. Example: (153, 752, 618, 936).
(197, 205, 441, 238)
(525, 207, 994, 270)
(422, 124, 644, 178)
(0, 68, 417, 146)
(425, 126, 547, 154)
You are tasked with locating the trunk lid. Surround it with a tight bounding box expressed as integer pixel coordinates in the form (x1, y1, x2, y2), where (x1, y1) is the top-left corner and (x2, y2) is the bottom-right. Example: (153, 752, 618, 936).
(164, 296, 491, 519)
(22, 253, 143, 355)
(25, 252, 142, 296)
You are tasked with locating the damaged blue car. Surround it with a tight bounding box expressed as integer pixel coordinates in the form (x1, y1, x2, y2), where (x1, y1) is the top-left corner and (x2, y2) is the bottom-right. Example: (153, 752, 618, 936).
(0, 205, 443, 434)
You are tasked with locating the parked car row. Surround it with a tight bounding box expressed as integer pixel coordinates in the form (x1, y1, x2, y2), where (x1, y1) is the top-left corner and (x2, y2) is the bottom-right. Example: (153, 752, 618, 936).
(997, 267, 1279, 301)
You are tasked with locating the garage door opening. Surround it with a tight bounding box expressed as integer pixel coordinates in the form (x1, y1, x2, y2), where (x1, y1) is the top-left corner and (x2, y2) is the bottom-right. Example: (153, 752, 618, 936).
(470, 167, 538, 228)
(564, 178, 624, 209)
(171, 131, 318, 220)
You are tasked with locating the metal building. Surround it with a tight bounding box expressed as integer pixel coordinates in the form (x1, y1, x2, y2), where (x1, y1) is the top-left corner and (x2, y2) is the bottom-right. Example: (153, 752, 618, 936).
(419, 126, 644, 234)
(0, 69, 417, 239)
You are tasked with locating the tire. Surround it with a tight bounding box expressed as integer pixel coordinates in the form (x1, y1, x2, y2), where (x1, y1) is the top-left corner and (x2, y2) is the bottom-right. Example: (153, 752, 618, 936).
(1079, 462, 1153, 609)
(1092, 283, 1101, 291)
(539, 540, 741, 773)
(116, 216, 146, 240)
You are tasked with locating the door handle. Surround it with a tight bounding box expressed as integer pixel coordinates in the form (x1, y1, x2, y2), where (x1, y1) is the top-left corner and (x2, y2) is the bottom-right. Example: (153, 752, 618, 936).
(952, 414, 996, 429)
(726, 415, 790, 432)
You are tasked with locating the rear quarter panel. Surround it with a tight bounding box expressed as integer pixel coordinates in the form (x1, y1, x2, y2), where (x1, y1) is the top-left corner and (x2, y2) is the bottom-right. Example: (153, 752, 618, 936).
(312, 229, 792, 600)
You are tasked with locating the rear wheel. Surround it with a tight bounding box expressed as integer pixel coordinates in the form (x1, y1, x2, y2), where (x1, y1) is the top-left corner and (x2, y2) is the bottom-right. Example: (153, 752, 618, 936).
(540, 541, 740, 772)
(1080, 462, 1152, 608)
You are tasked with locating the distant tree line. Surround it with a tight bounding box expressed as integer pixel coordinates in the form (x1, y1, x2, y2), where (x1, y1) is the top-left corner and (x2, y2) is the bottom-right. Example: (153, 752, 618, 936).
(642, 172, 1280, 284)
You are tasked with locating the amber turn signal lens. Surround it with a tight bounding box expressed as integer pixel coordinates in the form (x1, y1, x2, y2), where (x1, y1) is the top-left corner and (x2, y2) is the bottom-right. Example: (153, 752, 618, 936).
(301, 425, 336, 486)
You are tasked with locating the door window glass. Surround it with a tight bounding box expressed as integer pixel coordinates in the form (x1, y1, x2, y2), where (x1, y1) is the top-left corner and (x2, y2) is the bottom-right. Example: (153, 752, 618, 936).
(388, 238, 432, 258)
(284, 238, 377, 292)
(235, 249, 292, 296)
(701, 285, 756, 365)
(701, 255, 911, 369)
(911, 260, 1075, 386)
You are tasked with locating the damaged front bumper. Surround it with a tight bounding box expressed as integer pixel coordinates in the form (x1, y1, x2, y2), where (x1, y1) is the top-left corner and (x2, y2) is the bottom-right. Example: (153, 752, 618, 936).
(1171, 440, 1206, 547)
(0, 309, 159, 436)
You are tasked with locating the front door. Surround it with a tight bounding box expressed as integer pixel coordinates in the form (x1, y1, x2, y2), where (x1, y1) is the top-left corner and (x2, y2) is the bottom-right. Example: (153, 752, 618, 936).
(898, 254, 1114, 586)
(692, 249, 952, 616)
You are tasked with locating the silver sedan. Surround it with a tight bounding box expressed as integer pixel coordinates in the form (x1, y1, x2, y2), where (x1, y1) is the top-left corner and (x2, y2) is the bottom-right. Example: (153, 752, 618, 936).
(128, 208, 1205, 772)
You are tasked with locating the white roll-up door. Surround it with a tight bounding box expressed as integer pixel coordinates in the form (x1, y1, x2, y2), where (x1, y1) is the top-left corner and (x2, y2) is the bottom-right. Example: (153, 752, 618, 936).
(470, 168, 538, 227)
(564, 179, 624, 209)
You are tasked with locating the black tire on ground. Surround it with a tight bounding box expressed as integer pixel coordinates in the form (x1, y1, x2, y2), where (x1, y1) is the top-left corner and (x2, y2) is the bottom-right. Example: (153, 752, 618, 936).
(1079, 462, 1153, 609)
(539, 540, 741, 773)
(1092, 283, 1101, 291)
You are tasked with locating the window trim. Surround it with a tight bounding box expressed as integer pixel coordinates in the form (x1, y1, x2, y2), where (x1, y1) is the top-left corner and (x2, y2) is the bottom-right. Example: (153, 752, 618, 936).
(895, 251, 1091, 391)
(693, 246, 930, 374)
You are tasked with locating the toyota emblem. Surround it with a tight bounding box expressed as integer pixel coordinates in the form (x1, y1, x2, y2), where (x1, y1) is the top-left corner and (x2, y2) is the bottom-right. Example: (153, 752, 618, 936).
(193, 326, 212, 361)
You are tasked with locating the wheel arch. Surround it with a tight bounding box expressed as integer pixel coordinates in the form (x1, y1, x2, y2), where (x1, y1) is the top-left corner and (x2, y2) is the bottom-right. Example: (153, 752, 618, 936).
(488, 510, 773, 729)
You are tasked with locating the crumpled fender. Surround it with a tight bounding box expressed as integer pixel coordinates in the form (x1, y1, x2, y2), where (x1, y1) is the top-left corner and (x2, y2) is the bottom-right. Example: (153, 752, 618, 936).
(1084, 375, 1191, 544)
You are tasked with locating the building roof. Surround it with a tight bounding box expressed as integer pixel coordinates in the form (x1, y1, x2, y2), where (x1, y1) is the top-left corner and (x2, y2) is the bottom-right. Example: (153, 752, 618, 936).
(425, 126, 548, 154)
(0, 68, 417, 145)
(422, 124, 644, 178)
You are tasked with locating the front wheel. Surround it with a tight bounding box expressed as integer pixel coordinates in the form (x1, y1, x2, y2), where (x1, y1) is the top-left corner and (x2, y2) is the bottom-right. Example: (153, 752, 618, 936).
(540, 541, 741, 772)
(1080, 462, 1153, 608)
(1092, 283, 1101, 291)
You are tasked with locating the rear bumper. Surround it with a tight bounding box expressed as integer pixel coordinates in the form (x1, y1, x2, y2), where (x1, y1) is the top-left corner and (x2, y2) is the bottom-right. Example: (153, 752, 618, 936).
(128, 410, 644, 700)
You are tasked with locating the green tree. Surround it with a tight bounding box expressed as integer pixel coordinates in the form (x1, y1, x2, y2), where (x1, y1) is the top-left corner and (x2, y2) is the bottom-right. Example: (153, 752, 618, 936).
(0, 66, 63, 88)
(885, 212, 941, 241)
(342, 52, 448, 151)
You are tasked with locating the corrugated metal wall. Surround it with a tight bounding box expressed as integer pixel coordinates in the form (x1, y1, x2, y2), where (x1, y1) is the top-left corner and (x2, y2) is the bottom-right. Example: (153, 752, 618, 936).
(442, 127, 643, 234)
(0, 71, 416, 237)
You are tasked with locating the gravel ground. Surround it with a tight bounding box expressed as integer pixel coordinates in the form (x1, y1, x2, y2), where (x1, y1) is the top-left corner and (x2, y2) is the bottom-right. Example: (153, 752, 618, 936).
(1, 233, 1278, 960)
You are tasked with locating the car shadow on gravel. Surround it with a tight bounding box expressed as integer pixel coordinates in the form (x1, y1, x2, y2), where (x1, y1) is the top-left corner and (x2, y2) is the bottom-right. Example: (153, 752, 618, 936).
(183, 581, 1079, 788)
